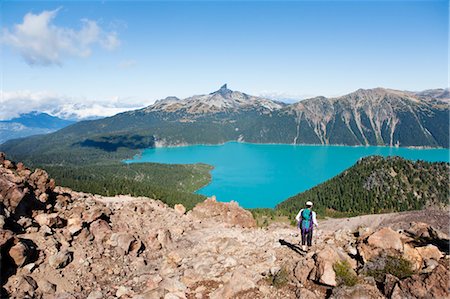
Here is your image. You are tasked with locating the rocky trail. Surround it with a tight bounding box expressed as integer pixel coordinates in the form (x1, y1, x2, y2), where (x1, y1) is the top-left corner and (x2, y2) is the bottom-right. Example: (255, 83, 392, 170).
(0, 152, 448, 299)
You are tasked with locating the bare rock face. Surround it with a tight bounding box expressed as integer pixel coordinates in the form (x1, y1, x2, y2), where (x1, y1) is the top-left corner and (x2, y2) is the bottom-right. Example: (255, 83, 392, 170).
(190, 196, 256, 228)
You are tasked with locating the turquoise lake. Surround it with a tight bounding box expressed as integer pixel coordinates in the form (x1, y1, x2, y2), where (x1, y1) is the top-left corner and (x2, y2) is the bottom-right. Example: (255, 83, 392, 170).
(125, 142, 450, 208)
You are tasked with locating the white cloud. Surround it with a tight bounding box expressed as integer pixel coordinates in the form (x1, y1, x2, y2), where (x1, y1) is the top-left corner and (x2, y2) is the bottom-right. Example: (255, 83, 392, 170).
(1, 8, 121, 66)
(0, 90, 150, 120)
(258, 90, 309, 103)
(118, 59, 137, 69)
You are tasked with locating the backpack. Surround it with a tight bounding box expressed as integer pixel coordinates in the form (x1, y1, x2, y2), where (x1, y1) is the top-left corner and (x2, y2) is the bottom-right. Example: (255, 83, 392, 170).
(300, 209, 313, 233)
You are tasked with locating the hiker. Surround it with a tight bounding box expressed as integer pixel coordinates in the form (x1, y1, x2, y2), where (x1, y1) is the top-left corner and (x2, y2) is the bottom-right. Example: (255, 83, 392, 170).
(295, 201, 318, 251)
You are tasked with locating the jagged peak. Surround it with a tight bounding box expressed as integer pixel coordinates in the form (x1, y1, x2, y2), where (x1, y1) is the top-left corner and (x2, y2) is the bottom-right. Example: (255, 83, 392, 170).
(210, 83, 233, 97)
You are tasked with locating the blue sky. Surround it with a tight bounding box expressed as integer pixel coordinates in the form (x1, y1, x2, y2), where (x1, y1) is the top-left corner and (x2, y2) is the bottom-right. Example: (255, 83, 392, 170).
(1, 0, 448, 119)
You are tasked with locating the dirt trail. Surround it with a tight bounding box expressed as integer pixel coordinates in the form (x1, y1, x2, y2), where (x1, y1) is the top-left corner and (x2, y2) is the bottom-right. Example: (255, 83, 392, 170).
(318, 208, 449, 235)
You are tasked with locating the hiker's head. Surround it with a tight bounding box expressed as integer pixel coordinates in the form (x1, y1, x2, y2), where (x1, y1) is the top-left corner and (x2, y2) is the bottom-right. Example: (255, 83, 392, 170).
(306, 201, 313, 208)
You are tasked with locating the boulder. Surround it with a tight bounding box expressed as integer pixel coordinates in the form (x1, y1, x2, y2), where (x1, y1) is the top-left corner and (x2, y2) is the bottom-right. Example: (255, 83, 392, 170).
(359, 227, 404, 262)
(0, 215, 5, 229)
(383, 274, 399, 297)
(29, 168, 51, 194)
(89, 219, 112, 243)
(87, 291, 103, 299)
(367, 227, 403, 252)
(3, 159, 14, 169)
(174, 204, 186, 215)
(109, 232, 137, 255)
(67, 217, 83, 235)
(17, 216, 33, 229)
(116, 286, 133, 298)
(166, 251, 183, 267)
(422, 259, 439, 273)
(157, 229, 172, 249)
(145, 274, 163, 291)
(37, 279, 56, 294)
(34, 213, 63, 228)
(210, 266, 256, 299)
(49, 250, 73, 269)
(314, 246, 357, 287)
(83, 206, 111, 223)
(402, 244, 423, 271)
(296, 288, 320, 299)
(0, 181, 27, 211)
(0, 229, 15, 247)
(190, 197, 256, 228)
(294, 258, 315, 284)
(405, 222, 449, 250)
(9, 239, 35, 267)
(331, 283, 384, 299)
(15, 275, 38, 298)
(416, 244, 443, 262)
(391, 261, 449, 299)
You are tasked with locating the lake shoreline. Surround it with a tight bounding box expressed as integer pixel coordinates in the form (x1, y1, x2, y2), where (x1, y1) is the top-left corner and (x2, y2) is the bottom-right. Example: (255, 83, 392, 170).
(125, 142, 449, 209)
(152, 140, 449, 150)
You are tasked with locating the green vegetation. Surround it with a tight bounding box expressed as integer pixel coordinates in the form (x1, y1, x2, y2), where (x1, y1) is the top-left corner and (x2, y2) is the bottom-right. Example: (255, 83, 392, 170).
(333, 261, 359, 286)
(0, 127, 215, 210)
(250, 208, 291, 227)
(45, 162, 212, 210)
(276, 156, 449, 218)
(366, 255, 415, 281)
(265, 267, 289, 288)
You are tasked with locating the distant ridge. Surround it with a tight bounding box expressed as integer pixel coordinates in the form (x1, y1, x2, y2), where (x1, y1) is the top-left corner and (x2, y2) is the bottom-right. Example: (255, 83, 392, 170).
(0, 86, 448, 165)
(0, 112, 74, 144)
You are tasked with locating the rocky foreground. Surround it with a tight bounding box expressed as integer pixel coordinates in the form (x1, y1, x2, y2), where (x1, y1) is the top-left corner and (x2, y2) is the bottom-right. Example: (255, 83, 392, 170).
(0, 153, 449, 299)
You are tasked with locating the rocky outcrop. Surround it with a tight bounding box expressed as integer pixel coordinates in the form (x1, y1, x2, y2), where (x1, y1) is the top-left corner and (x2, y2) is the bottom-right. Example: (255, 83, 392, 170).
(391, 261, 449, 299)
(0, 153, 448, 298)
(189, 196, 257, 228)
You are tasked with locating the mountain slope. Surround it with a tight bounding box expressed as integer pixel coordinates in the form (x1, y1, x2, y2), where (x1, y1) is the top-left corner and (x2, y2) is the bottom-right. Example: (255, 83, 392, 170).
(0, 112, 75, 144)
(276, 156, 449, 217)
(0, 86, 448, 166)
(286, 88, 449, 147)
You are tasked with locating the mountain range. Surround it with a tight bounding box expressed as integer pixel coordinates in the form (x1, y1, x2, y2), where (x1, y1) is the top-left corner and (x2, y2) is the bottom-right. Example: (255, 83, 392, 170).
(0, 86, 448, 165)
(0, 112, 75, 145)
